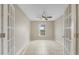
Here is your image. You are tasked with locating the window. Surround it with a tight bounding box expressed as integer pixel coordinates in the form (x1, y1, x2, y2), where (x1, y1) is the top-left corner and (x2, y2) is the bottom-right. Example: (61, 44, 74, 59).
(39, 24, 46, 36)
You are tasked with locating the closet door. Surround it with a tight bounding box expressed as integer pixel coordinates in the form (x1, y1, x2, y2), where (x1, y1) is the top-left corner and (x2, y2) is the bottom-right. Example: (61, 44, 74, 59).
(64, 5, 77, 55)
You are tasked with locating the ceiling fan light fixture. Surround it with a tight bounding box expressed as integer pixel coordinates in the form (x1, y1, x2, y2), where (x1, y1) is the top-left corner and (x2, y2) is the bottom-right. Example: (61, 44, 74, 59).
(36, 10, 52, 21)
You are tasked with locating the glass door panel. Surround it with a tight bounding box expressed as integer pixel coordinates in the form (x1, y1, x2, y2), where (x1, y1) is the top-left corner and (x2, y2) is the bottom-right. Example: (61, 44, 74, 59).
(64, 5, 72, 55)
(7, 5, 15, 55)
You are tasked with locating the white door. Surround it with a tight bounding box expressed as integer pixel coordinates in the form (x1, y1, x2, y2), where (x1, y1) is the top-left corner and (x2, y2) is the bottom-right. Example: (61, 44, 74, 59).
(64, 5, 77, 55)
(7, 4, 15, 55)
(0, 4, 15, 55)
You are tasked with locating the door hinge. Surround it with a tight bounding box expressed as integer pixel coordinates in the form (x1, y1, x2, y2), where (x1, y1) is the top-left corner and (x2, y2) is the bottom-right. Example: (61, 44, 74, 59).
(0, 33, 5, 38)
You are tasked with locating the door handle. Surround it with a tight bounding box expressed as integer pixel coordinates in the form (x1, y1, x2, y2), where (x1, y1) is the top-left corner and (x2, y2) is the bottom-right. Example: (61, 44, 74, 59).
(0, 33, 5, 38)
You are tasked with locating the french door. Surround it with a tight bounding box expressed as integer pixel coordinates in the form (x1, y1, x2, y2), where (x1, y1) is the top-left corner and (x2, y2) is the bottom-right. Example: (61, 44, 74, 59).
(0, 4, 15, 55)
(0, 4, 3, 54)
(64, 4, 77, 55)
(0, 4, 5, 55)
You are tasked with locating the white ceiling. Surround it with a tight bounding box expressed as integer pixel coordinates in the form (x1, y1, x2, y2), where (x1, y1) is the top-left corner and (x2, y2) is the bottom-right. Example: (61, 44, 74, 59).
(18, 4, 67, 21)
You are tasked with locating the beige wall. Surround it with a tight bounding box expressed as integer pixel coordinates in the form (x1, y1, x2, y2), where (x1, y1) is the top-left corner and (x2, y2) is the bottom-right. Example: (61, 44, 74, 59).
(31, 21, 54, 41)
(15, 5, 31, 54)
(54, 16, 64, 46)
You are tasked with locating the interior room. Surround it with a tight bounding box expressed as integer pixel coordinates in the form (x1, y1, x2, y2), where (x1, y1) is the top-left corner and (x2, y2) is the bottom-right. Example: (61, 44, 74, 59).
(0, 4, 79, 55)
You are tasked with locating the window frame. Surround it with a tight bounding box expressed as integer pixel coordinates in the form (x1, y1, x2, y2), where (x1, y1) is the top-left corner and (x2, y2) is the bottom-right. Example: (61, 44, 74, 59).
(38, 23, 46, 37)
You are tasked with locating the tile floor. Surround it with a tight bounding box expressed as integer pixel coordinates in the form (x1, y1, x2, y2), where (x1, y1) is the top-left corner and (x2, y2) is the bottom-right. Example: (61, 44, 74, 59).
(24, 40, 64, 55)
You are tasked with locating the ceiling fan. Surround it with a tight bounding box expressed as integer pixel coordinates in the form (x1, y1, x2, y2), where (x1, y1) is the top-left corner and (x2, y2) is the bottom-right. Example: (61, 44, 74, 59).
(39, 11, 52, 20)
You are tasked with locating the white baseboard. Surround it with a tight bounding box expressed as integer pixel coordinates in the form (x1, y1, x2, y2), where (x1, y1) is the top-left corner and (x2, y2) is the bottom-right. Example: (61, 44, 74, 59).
(16, 44, 29, 55)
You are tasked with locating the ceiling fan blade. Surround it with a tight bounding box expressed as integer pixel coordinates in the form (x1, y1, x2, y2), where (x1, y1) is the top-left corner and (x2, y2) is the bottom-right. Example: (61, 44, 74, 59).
(42, 15, 46, 18)
(46, 16, 52, 18)
(45, 18, 48, 20)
